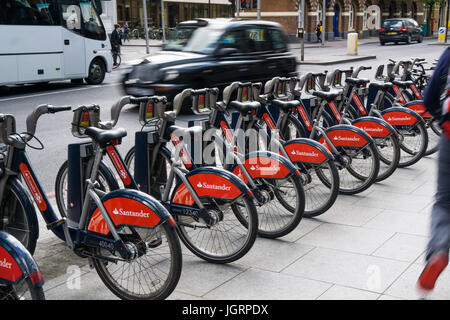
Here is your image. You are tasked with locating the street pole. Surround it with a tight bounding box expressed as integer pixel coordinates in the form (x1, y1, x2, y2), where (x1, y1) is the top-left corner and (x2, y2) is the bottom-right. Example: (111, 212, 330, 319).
(445, 0, 449, 43)
(236, 0, 240, 17)
(300, 0, 305, 61)
(322, 0, 326, 46)
(209, 0, 211, 18)
(257, 0, 261, 19)
(161, 0, 166, 43)
(142, 0, 149, 54)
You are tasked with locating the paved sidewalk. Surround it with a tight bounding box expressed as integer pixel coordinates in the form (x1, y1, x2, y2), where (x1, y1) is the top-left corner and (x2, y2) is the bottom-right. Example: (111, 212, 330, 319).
(36, 150, 445, 300)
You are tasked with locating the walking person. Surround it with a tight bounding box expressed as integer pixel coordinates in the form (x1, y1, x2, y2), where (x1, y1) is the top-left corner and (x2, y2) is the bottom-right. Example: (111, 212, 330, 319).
(123, 21, 130, 43)
(316, 21, 322, 43)
(111, 24, 122, 67)
(417, 47, 450, 293)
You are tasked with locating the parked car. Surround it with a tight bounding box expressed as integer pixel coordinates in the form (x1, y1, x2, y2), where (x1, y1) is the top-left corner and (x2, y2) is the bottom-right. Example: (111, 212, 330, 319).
(379, 18, 424, 45)
(121, 18, 297, 110)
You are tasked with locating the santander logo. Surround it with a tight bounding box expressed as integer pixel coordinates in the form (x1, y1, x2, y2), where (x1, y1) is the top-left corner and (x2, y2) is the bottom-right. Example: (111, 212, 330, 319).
(361, 126, 384, 133)
(112, 207, 150, 218)
(290, 150, 319, 157)
(249, 164, 279, 173)
(0, 258, 12, 270)
(196, 182, 231, 191)
(387, 116, 411, 122)
(333, 135, 360, 142)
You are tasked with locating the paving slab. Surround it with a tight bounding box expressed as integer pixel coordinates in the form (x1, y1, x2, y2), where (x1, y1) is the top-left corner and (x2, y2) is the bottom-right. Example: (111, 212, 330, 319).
(317, 284, 380, 300)
(371, 233, 428, 263)
(364, 210, 430, 237)
(297, 223, 394, 255)
(282, 247, 410, 293)
(203, 268, 332, 300)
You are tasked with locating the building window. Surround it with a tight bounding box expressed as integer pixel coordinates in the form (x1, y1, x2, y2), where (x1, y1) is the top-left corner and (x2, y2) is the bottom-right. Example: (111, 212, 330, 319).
(348, 4, 355, 30)
(363, 5, 367, 29)
(317, 2, 322, 24)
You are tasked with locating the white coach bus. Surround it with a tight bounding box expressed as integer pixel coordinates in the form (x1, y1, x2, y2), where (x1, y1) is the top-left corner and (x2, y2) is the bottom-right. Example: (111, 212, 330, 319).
(0, 0, 113, 86)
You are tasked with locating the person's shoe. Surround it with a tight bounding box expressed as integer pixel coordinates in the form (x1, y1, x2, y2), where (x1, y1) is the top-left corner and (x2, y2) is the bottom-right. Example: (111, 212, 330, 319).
(417, 251, 449, 292)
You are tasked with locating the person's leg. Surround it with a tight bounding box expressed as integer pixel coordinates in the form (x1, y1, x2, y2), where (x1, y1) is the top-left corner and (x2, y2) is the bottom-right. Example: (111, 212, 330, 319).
(418, 136, 450, 291)
(427, 136, 450, 258)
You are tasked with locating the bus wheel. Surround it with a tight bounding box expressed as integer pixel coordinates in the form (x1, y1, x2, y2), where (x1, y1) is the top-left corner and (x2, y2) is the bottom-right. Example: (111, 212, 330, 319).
(85, 59, 105, 85)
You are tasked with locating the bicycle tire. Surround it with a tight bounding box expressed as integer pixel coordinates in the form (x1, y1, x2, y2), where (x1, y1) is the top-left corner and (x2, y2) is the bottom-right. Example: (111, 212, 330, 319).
(0, 178, 38, 255)
(255, 174, 305, 238)
(424, 118, 441, 156)
(55, 160, 120, 219)
(335, 142, 380, 195)
(279, 115, 340, 217)
(0, 279, 45, 300)
(91, 222, 182, 300)
(373, 134, 401, 182)
(395, 121, 428, 167)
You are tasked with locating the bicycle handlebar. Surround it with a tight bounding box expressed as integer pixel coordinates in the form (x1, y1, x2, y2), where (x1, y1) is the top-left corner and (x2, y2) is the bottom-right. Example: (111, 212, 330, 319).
(26, 104, 72, 141)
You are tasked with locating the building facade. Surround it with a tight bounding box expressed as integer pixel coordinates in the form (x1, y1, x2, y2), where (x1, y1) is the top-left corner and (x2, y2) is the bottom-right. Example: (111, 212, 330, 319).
(99, 0, 449, 40)
(237, 0, 449, 41)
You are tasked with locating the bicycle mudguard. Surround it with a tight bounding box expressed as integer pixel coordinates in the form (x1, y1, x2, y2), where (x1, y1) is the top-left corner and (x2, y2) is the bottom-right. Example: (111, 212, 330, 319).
(402, 100, 433, 119)
(283, 138, 333, 164)
(171, 167, 251, 206)
(230, 151, 298, 184)
(351, 116, 397, 138)
(0, 231, 43, 286)
(380, 107, 424, 126)
(318, 124, 373, 149)
(87, 189, 174, 235)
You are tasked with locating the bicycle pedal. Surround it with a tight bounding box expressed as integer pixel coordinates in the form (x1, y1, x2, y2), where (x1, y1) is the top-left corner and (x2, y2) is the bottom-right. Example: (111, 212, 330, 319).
(46, 218, 66, 230)
(148, 239, 162, 248)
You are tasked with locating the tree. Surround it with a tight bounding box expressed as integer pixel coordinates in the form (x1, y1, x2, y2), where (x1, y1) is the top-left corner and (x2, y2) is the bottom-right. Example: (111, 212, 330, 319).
(422, 0, 446, 36)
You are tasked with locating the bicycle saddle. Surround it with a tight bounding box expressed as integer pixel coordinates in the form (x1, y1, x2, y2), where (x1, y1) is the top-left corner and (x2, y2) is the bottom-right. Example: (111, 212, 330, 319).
(84, 127, 127, 146)
(228, 101, 260, 114)
(392, 80, 414, 88)
(370, 81, 393, 91)
(271, 99, 300, 112)
(312, 90, 341, 102)
(169, 125, 203, 137)
(345, 78, 370, 87)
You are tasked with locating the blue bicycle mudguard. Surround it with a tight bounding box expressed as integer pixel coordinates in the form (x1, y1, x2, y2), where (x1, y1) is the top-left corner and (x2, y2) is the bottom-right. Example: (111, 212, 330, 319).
(171, 167, 252, 206)
(87, 189, 175, 235)
(229, 151, 300, 184)
(351, 116, 398, 138)
(0, 231, 43, 286)
(283, 138, 334, 165)
(318, 124, 374, 150)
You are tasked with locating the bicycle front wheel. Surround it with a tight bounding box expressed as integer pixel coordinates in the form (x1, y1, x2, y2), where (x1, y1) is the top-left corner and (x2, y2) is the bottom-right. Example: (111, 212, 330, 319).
(396, 121, 428, 167)
(0, 179, 38, 255)
(91, 222, 182, 300)
(0, 280, 45, 300)
(424, 118, 441, 156)
(336, 142, 380, 195)
(176, 194, 258, 264)
(254, 175, 305, 238)
(373, 134, 400, 182)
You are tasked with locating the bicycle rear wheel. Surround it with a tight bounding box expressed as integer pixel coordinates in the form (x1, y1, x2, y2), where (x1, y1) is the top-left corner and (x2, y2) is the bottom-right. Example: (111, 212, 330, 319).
(91, 222, 182, 300)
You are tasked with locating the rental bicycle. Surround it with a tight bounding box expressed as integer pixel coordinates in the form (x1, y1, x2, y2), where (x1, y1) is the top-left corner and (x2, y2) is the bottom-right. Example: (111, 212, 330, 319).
(0, 106, 182, 300)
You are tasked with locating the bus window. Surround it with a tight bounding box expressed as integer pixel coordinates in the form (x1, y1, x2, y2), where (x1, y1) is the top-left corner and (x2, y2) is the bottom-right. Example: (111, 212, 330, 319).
(62, 4, 81, 30)
(2, 0, 58, 25)
(80, 1, 106, 40)
(61, 1, 105, 40)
